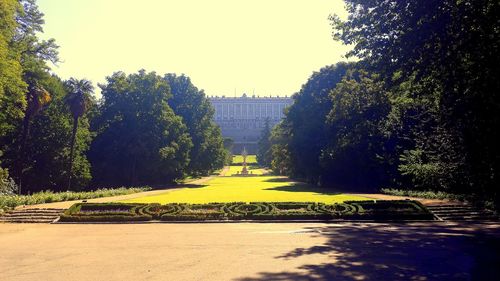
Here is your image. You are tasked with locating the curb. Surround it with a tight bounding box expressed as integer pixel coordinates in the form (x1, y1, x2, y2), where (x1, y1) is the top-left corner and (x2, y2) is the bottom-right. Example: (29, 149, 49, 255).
(52, 219, 440, 225)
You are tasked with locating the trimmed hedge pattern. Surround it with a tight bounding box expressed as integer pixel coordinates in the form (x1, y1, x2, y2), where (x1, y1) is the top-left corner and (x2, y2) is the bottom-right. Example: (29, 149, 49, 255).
(59, 200, 434, 222)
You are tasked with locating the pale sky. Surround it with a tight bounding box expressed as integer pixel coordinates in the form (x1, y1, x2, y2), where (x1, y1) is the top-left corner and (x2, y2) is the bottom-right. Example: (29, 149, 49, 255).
(37, 0, 352, 97)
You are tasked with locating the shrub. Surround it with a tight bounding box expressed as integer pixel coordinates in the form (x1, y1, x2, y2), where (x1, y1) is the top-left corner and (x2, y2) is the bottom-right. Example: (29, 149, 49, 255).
(0, 187, 151, 213)
(380, 188, 467, 201)
(59, 200, 435, 222)
(0, 173, 17, 196)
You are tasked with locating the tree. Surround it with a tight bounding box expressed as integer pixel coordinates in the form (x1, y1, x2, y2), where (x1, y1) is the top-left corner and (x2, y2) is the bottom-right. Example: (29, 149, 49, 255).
(279, 62, 351, 183)
(164, 73, 227, 176)
(64, 78, 94, 190)
(0, 0, 25, 187)
(17, 75, 92, 192)
(0, 0, 26, 139)
(15, 80, 51, 191)
(0, 0, 59, 192)
(332, 0, 500, 205)
(321, 70, 393, 189)
(270, 123, 292, 175)
(89, 71, 192, 186)
(257, 118, 272, 167)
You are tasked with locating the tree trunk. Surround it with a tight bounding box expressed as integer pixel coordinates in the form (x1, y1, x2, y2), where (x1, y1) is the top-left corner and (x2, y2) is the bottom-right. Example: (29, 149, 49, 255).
(67, 116, 79, 190)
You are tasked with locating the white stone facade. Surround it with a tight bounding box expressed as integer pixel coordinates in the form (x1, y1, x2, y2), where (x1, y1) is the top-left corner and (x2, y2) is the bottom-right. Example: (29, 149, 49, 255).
(209, 94, 293, 153)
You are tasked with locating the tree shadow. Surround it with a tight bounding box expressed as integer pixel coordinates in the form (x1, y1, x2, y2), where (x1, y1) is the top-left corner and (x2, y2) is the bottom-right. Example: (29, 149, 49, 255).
(263, 177, 292, 183)
(265, 182, 343, 196)
(149, 184, 208, 190)
(236, 222, 500, 281)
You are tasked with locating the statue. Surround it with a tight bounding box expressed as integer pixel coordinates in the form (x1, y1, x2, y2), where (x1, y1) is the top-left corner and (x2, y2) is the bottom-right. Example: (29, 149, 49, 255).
(241, 147, 249, 175)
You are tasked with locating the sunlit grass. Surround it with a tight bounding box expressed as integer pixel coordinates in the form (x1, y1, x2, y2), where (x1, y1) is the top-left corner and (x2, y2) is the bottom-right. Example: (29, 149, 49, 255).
(122, 165, 368, 204)
(232, 154, 257, 164)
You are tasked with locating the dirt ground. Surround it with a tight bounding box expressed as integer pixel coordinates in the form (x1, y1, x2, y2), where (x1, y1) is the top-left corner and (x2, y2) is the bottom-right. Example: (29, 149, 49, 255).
(1, 222, 499, 281)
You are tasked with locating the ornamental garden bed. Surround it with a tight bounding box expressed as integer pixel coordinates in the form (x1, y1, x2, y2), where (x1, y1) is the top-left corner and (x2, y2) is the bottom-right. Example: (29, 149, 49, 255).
(58, 200, 434, 222)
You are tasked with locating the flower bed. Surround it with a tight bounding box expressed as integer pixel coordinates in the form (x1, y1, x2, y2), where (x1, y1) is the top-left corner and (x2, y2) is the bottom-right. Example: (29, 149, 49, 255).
(59, 200, 434, 222)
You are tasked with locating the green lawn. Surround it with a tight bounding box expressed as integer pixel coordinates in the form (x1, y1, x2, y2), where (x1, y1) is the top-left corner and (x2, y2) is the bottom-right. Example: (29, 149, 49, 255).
(232, 154, 257, 164)
(122, 165, 368, 204)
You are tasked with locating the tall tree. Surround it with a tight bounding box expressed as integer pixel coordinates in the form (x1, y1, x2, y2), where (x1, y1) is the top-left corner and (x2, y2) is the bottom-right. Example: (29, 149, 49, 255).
(15, 80, 50, 191)
(89, 71, 192, 186)
(270, 123, 292, 176)
(321, 70, 393, 189)
(280, 62, 351, 183)
(164, 73, 227, 176)
(0, 0, 25, 186)
(18, 75, 92, 192)
(64, 78, 94, 190)
(257, 118, 272, 167)
(332, 0, 500, 203)
(0, 0, 26, 138)
(0, 0, 59, 192)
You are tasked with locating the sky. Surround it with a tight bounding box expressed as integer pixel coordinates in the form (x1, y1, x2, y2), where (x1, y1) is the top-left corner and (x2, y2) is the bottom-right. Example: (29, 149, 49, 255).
(37, 0, 352, 97)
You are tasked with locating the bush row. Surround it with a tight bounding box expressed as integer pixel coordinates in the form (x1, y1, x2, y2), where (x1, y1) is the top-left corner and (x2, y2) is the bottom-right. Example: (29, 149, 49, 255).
(59, 200, 434, 222)
(0, 187, 151, 214)
(380, 188, 469, 201)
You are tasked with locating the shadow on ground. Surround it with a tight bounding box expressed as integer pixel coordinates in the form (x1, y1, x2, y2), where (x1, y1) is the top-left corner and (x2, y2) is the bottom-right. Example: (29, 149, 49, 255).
(149, 184, 208, 190)
(265, 182, 343, 196)
(236, 222, 500, 281)
(264, 177, 294, 183)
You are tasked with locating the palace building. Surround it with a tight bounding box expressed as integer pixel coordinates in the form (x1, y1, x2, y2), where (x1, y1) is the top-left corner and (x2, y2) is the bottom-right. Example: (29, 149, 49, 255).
(209, 94, 293, 154)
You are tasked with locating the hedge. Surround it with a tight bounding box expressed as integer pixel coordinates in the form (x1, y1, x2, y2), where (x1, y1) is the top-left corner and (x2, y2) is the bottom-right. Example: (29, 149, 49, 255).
(59, 200, 435, 222)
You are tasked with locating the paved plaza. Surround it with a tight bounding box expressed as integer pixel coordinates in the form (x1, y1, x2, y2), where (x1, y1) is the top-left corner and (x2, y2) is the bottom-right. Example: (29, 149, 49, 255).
(1, 222, 499, 281)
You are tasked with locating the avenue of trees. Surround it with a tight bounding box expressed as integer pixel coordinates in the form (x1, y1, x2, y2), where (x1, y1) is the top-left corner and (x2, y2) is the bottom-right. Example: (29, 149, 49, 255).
(0, 0, 227, 193)
(267, 0, 499, 207)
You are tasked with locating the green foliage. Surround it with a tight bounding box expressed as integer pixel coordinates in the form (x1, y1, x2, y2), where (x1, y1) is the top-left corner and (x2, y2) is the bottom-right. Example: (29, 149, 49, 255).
(59, 200, 434, 222)
(89, 70, 192, 186)
(256, 118, 272, 167)
(320, 70, 393, 188)
(0, 186, 150, 213)
(0, 171, 17, 196)
(5, 75, 93, 192)
(64, 78, 95, 190)
(270, 124, 292, 175)
(381, 188, 467, 202)
(268, 0, 499, 208)
(330, 0, 500, 207)
(274, 62, 351, 182)
(0, 0, 25, 184)
(0, 0, 26, 139)
(164, 73, 227, 176)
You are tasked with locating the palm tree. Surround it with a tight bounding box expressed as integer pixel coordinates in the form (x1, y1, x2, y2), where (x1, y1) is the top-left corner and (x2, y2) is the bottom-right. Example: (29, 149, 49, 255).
(16, 81, 51, 193)
(64, 78, 94, 190)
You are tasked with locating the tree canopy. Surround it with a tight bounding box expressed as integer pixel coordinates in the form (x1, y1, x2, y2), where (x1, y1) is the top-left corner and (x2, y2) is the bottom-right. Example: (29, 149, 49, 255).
(164, 73, 227, 176)
(88, 71, 192, 186)
(269, 0, 500, 208)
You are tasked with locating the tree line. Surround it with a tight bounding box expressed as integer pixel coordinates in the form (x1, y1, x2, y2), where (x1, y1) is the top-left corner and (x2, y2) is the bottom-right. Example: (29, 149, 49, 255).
(259, 0, 499, 208)
(0, 0, 228, 194)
